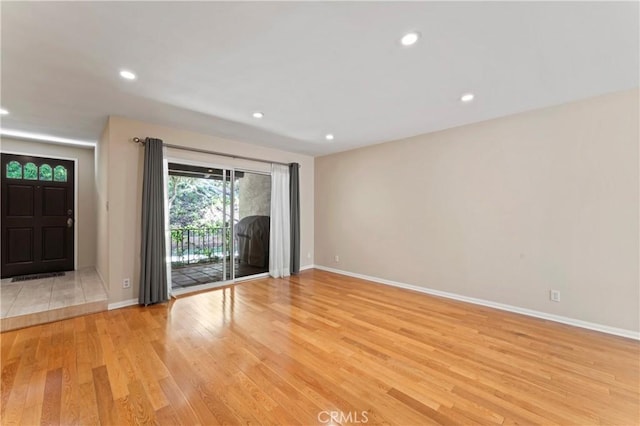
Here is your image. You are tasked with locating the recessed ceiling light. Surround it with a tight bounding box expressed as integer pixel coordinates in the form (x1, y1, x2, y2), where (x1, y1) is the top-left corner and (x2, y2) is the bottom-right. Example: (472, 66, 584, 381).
(400, 32, 420, 46)
(252, 111, 264, 119)
(0, 108, 8, 115)
(325, 134, 334, 141)
(460, 93, 475, 103)
(119, 70, 136, 80)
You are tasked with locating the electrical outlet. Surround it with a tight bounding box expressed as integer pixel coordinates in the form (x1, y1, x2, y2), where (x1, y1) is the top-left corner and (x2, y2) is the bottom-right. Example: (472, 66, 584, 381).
(307, 252, 311, 259)
(550, 290, 560, 302)
(334, 255, 339, 263)
(122, 278, 131, 289)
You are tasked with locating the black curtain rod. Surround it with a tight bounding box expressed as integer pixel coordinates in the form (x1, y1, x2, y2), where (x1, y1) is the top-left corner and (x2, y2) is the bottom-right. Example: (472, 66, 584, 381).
(132, 137, 296, 168)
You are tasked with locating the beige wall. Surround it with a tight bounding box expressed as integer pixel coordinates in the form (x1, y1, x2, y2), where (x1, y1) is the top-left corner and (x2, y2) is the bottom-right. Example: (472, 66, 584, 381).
(0, 138, 97, 269)
(96, 123, 110, 287)
(101, 116, 314, 304)
(315, 89, 639, 332)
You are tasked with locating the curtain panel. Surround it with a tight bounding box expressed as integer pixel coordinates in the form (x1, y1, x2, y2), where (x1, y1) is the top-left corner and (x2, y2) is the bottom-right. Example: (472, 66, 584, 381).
(289, 163, 300, 274)
(269, 164, 290, 278)
(139, 138, 169, 305)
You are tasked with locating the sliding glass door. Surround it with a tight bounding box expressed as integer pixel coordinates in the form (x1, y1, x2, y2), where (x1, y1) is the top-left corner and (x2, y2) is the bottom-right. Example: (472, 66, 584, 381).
(167, 163, 270, 289)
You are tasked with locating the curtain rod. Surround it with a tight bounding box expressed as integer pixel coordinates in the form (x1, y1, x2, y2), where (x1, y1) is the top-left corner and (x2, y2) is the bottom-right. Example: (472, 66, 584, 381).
(132, 137, 295, 167)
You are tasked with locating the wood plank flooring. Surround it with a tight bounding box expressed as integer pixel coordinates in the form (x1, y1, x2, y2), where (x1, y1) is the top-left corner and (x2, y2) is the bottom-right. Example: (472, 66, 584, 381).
(1, 269, 638, 425)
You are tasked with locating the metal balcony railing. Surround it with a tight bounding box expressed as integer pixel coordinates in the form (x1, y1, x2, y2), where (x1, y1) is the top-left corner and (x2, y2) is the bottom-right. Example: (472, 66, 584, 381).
(170, 226, 231, 268)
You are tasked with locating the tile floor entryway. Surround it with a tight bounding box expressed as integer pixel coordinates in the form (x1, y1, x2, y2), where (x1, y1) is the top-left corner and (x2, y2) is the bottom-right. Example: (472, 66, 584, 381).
(0, 268, 107, 331)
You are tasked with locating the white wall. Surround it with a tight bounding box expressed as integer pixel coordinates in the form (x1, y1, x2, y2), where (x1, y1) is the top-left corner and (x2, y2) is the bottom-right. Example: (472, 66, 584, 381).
(315, 89, 639, 332)
(100, 116, 314, 304)
(1, 137, 97, 269)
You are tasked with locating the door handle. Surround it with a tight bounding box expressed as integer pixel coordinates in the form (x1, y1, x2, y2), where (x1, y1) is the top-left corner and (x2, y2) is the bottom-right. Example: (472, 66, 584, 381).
(67, 218, 74, 228)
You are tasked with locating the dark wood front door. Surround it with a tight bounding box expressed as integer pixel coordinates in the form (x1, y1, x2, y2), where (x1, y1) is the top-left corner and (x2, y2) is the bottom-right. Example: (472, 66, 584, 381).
(1, 154, 75, 278)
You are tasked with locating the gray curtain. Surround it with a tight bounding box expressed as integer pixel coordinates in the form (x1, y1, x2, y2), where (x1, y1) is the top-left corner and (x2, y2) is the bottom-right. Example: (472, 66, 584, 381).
(289, 163, 300, 274)
(139, 138, 168, 305)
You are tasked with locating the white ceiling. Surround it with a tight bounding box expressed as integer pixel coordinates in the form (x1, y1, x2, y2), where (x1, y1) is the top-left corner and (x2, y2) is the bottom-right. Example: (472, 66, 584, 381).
(1, 2, 638, 156)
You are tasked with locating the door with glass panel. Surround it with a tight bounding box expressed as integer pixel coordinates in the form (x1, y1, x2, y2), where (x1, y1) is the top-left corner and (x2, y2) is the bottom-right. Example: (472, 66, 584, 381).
(1, 154, 74, 278)
(168, 164, 271, 289)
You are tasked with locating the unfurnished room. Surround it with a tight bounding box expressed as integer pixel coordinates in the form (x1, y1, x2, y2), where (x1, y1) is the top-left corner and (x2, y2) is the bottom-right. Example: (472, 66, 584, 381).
(0, 1, 638, 425)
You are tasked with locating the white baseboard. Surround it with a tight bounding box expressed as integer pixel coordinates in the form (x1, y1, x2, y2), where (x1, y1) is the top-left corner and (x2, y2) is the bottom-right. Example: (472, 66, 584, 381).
(313, 265, 639, 340)
(300, 264, 315, 271)
(108, 298, 138, 310)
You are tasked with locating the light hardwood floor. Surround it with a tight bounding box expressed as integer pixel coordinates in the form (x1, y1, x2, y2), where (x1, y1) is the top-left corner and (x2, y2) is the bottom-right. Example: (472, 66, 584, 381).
(1, 269, 638, 425)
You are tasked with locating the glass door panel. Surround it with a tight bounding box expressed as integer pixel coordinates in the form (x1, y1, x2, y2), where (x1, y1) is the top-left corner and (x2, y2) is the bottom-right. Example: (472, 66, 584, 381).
(167, 164, 270, 289)
(168, 163, 232, 289)
(233, 170, 271, 278)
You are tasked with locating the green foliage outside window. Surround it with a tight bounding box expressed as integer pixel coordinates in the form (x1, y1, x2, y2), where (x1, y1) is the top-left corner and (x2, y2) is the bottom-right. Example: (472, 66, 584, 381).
(168, 175, 228, 228)
(168, 175, 239, 266)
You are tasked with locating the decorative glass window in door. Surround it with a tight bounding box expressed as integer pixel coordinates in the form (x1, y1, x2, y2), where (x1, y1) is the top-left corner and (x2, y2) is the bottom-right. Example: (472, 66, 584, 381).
(5, 160, 68, 182)
(53, 165, 67, 182)
(6, 161, 22, 179)
(39, 164, 53, 181)
(24, 163, 38, 180)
